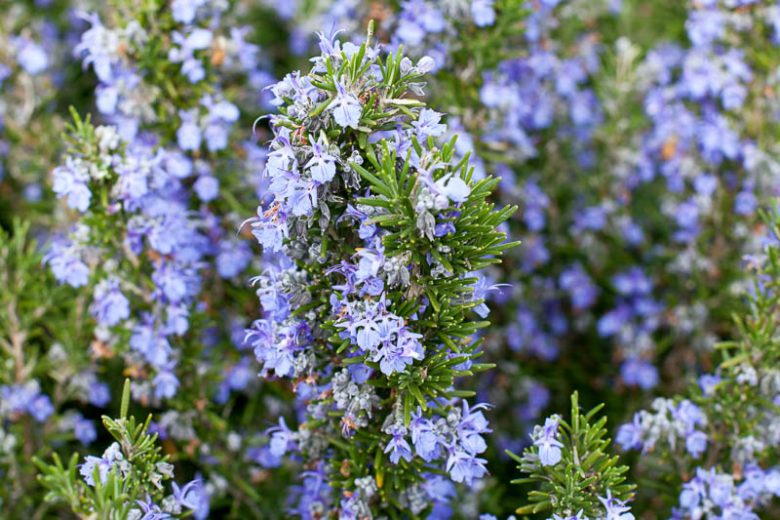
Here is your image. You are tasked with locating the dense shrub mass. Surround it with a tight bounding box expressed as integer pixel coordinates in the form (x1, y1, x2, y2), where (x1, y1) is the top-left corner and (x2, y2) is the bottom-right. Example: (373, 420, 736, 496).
(1, 0, 780, 518)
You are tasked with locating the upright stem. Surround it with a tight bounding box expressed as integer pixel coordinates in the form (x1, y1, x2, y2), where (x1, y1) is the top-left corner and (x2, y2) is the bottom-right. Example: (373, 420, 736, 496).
(7, 301, 28, 383)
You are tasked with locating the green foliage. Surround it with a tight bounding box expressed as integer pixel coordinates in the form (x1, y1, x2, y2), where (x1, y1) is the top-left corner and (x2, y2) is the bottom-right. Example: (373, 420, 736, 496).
(35, 379, 178, 518)
(0, 221, 69, 383)
(620, 208, 780, 516)
(350, 137, 517, 421)
(722, 209, 780, 368)
(0, 220, 95, 516)
(510, 392, 635, 518)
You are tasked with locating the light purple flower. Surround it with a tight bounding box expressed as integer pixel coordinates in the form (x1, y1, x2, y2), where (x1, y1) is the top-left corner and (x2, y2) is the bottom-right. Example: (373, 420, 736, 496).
(91, 277, 130, 327)
(446, 449, 488, 485)
(384, 424, 413, 464)
(268, 417, 297, 458)
(330, 81, 362, 129)
(52, 158, 92, 212)
(13, 37, 49, 75)
(305, 135, 337, 183)
(533, 416, 563, 466)
(412, 108, 447, 139)
(177, 109, 202, 151)
(471, 0, 496, 27)
(80, 442, 123, 486)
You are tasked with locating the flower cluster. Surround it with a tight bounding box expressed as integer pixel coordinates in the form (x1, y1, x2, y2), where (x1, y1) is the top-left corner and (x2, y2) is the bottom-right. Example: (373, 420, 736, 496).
(0, 381, 54, 423)
(7, 0, 780, 518)
(387, 0, 502, 70)
(416, 2, 780, 497)
(245, 27, 515, 516)
(615, 209, 780, 517)
(0, 2, 90, 216)
(49, 116, 211, 401)
(47, 2, 262, 403)
(23, 2, 298, 515)
(675, 467, 780, 520)
(617, 398, 708, 458)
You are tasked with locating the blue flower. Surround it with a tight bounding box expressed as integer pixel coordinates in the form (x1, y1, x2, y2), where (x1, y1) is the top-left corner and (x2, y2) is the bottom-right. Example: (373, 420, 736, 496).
(735, 190, 757, 216)
(152, 370, 180, 400)
(96, 83, 119, 114)
(330, 80, 362, 129)
(445, 449, 488, 485)
(597, 305, 631, 337)
(73, 414, 98, 445)
(247, 318, 310, 377)
(598, 490, 635, 520)
(216, 239, 251, 278)
(395, 0, 445, 47)
(247, 205, 288, 253)
(698, 373, 721, 396)
(372, 327, 424, 376)
(268, 417, 297, 458)
(551, 512, 587, 520)
(685, 430, 708, 458)
(173, 478, 210, 520)
(384, 424, 413, 464)
(612, 267, 652, 296)
(686, 8, 725, 48)
(52, 158, 92, 213)
(46, 238, 90, 288)
(90, 277, 130, 327)
(533, 416, 563, 466)
(305, 135, 337, 183)
(354, 247, 385, 294)
(2, 383, 55, 423)
(130, 319, 173, 368)
(13, 37, 49, 75)
(469, 273, 503, 318)
(615, 414, 642, 453)
(152, 262, 192, 304)
(675, 400, 706, 431)
(80, 442, 123, 486)
(88, 380, 111, 407)
(412, 108, 447, 139)
(168, 28, 213, 83)
(435, 173, 471, 204)
(457, 401, 492, 455)
(471, 0, 496, 27)
(194, 175, 219, 202)
(75, 13, 120, 83)
(620, 358, 659, 390)
(410, 410, 441, 461)
(521, 181, 550, 231)
(560, 264, 598, 311)
(135, 497, 172, 520)
(172, 0, 207, 24)
(202, 97, 239, 152)
(177, 109, 202, 151)
(27, 394, 53, 422)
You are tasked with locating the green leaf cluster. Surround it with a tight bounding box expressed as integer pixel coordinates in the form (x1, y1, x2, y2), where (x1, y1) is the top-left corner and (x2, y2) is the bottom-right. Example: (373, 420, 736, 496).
(510, 392, 635, 518)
